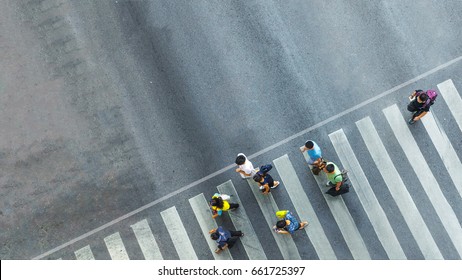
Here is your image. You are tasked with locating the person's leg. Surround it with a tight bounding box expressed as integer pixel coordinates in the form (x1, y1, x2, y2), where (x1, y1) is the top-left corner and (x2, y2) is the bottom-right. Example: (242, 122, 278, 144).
(229, 230, 244, 238)
(229, 203, 239, 210)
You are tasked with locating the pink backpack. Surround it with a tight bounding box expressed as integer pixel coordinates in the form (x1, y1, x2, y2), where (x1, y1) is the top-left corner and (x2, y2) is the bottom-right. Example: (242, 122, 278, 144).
(417, 89, 438, 107)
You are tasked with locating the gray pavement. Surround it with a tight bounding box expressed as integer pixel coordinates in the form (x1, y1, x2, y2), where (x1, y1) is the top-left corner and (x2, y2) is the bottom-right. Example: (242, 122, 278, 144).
(1, 0, 461, 260)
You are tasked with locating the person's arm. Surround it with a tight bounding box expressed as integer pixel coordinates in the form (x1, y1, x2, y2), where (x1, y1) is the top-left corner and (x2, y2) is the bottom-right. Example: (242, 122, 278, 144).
(413, 111, 428, 121)
(215, 243, 228, 254)
(262, 184, 270, 194)
(209, 228, 217, 234)
(335, 181, 342, 191)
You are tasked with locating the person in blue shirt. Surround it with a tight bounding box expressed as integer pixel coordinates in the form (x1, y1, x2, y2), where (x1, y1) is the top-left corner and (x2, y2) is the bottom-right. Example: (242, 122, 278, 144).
(273, 211, 308, 235)
(209, 226, 244, 254)
(300, 140, 322, 165)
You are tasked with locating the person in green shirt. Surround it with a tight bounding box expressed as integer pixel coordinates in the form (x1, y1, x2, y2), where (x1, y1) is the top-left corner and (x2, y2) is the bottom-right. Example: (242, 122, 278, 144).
(324, 162, 343, 191)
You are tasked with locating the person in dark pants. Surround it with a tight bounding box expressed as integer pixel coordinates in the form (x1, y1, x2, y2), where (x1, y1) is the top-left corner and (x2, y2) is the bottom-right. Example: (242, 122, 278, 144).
(209, 226, 244, 254)
(253, 172, 280, 194)
(407, 90, 434, 124)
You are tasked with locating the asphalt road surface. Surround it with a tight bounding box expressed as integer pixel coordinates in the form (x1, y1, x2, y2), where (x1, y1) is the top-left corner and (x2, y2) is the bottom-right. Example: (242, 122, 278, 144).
(1, 0, 461, 260)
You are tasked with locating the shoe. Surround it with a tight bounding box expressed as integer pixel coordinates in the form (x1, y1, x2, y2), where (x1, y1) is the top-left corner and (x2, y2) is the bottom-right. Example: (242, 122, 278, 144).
(408, 118, 416, 125)
(240, 232, 244, 237)
(271, 181, 280, 189)
(326, 181, 331, 187)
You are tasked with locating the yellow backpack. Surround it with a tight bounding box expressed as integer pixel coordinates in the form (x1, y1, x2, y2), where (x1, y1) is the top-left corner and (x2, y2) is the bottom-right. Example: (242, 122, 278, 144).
(276, 210, 289, 219)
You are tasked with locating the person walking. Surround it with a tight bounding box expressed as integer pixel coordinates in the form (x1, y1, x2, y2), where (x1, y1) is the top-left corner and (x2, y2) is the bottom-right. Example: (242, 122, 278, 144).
(209, 226, 244, 254)
(273, 210, 308, 235)
(235, 153, 258, 179)
(407, 89, 438, 124)
(209, 193, 239, 219)
(253, 164, 280, 194)
(300, 140, 324, 175)
(324, 162, 343, 189)
(323, 162, 349, 196)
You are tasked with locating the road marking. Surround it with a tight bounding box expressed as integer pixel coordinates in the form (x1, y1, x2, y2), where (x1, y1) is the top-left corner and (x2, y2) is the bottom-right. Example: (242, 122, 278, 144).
(160, 206, 198, 260)
(247, 179, 301, 260)
(384, 104, 462, 258)
(356, 116, 443, 259)
(273, 155, 337, 260)
(74, 245, 95, 260)
(189, 193, 233, 260)
(421, 112, 462, 198)
(438, 79, 462, 133)
(32, 55, 462, 259)
(103, 232, 129, 260)
(130, 219, 163, 260)
(329, 129, 407, 260)
(217, 180, 267, 260)
(302, 152, 371, 260)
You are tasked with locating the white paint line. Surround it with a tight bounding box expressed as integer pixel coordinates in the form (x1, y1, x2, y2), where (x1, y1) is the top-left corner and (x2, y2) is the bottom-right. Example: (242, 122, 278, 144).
(33, 55, 462, 259)
(103, 232, 129, 260)
(421, 111, 462, 198)
(438, 79, 462, 133)
(329, 129, 407, 260)
(74, 245, 95, 260)
(130, 219, 163, 260)
(273, 154, 337, 260)
(247, 179, 301, 260)
(160, 206, 198, 260)
(302, 151, 371, 260)
(356, 116, 443, 259)
(384, 104, 462, 258)
(217, 180, 267, 260)
(188, 193, 233, 260)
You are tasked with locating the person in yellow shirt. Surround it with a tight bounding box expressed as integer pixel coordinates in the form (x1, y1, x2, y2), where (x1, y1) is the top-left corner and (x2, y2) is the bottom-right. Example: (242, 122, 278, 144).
(210, 193, 239, 218)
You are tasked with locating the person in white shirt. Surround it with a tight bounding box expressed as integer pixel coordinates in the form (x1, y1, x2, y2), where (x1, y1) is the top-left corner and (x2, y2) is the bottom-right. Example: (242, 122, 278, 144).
(235, 153, 257, 179)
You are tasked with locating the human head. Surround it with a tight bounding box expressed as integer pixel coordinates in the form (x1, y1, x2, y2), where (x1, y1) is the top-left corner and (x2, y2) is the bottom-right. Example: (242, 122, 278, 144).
(418, 93, 428, 103)
(326, 163, 335, 173)
(235, 155, 246, 165)
(276, 220, 287, 229)
(210, 197, 223, 208)
(304, 140, 314, 149)
(210, 232, 219, 240)
(253, 173, 263, 182)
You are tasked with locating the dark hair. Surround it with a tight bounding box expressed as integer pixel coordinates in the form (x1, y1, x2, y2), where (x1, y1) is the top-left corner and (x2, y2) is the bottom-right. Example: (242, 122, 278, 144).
(326, 164, 335, 173)
(211, 197, 224, 208)
(210, 232, 219, 240)
(304, 141, 314, 149)
(253, 173, 262, 182)
(235, 155, 246, 165)
(276, 220, 287, 229)
(419, 93, 428, 102)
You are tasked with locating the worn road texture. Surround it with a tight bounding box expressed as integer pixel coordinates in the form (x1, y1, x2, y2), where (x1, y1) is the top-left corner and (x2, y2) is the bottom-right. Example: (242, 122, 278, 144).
(1, 0, 462, 259)
(0, 0, 156, 258)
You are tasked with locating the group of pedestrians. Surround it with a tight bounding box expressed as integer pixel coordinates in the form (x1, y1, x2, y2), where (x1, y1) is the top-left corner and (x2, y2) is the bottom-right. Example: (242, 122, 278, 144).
(208, 88, 437, 254)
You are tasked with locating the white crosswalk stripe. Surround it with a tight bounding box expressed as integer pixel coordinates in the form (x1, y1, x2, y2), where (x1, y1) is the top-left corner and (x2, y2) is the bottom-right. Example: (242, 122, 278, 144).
(246, 179, 302, 260)
(329, 129, 407, 260)
(217, 180, 268, 260)
(189, 193, 233, 260)
(438, 79, 462, 133)
(356, 116, 443, 259)
(74, 245, 95, 260)
(103, 232, 129, 260)
(384, 104, 462, 258)
(130, 219, 163, 260)
(302, 151, 371, 259)
(273, 154, 337, 260)
(422, 111, 462, 198)
(160, 206, 198, 260)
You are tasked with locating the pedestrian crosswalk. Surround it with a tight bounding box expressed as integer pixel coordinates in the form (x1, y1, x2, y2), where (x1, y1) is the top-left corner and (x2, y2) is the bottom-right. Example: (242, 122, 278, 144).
(53, 79, 462, 260)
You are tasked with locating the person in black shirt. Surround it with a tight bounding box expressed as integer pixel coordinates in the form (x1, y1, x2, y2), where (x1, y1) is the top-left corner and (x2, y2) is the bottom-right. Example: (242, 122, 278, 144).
(407, 90, 432, 124)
